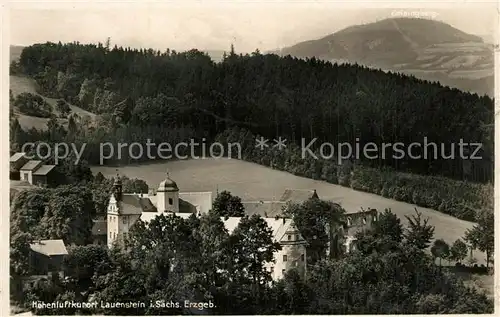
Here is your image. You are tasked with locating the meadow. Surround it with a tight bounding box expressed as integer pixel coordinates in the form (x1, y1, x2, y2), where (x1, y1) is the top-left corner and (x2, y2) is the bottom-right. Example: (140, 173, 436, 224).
(10, 75, 96, 131)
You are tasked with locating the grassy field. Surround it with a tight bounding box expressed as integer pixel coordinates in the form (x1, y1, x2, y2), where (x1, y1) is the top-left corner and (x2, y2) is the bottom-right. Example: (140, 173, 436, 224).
(10, 75, 97, 131)
(92, 158, 488, 264)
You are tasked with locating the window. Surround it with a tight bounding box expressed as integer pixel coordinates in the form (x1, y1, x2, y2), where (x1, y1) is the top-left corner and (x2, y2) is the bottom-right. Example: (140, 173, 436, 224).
(270, 266, 274, 273)
(293, 261, 297, 267)
(347, 217, 352, 226)
(23, 173, 28, 181)
(122, 217, 127, 224)
(169, 198, 173, 205)
(283, 255, 287, 262)
(282, 269, 286, 275)
(287, 235, 291, 241)
(373, 215, 377, 222)
(296, 234, 300, 240)
(301, 254, 305, 262)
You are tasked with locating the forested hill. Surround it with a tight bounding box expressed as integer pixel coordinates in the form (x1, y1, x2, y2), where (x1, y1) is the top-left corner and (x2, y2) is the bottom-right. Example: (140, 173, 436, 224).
(12, 42, 493, 182)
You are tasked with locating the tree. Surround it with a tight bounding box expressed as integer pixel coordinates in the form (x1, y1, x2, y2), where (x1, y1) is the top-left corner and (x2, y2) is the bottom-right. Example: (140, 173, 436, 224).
(212, 190, 245, 217)
(56, 99, 71, 117)
(122, 177, 149, 194)
(39, 185, 96, 245)
(225, 215, 281, 305)
(63, 244, 111, 290)
(285, 198, 345, 262)
(404, 208, 435, 250)
(465, 211, 494, 267)
(449, 239, 468, 264)
(431, 239, 450, 267)
(356, 208, 404, 254)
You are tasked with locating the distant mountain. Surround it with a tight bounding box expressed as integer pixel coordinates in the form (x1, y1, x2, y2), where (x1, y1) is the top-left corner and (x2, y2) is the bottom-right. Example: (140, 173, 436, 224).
(270, 18, 494, 96)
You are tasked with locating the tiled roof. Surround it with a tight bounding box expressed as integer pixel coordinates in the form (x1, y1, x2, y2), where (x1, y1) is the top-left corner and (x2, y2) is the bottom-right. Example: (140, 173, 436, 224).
(10, 152, 26, 162)
(222, 216, 294, 242)
(33, 165, 56, 176)
(20, 160, 43, 171)
(29, 239, 68, 256)
(279, 189, 318, 202)
(242, 201, 286, 218)
(118, 194, 157, 215)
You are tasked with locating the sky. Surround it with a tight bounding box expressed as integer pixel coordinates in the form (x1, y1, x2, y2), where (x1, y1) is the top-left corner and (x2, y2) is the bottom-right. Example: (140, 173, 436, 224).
(9, 2, 498, 53)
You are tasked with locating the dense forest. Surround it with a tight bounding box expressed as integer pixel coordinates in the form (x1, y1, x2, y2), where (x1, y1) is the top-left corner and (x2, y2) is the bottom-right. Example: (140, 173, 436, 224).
(12, 41, 494, 183)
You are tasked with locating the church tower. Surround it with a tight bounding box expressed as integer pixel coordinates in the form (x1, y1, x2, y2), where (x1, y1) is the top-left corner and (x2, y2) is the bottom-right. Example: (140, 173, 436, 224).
(156, 172, 179, 213)
(107, 174, 122, 248)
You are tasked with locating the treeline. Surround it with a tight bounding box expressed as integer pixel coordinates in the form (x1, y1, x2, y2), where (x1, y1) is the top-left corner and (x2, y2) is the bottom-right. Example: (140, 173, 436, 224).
(16, 208, 493, 315)
(10, 111, 493, 222)
(14, 42, 494, 182)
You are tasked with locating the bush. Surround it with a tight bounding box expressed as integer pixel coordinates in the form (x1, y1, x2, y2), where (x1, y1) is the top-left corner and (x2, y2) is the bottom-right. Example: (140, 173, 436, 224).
(349, 165, 492, 222)
(14, 92, 52, 118)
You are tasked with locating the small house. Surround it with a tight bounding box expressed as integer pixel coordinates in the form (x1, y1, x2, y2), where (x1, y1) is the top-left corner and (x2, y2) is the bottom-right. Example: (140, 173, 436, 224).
(29, 239, 68, 276)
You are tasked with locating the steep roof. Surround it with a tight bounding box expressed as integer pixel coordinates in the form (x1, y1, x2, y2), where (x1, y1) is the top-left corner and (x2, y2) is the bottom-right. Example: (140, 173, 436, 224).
(10, 152, 26, 162)
(279, 189, 318, 202)
(20, 160, 43, 171)
(32, 165, 56, 176)
(222, 217, 294, 242)
(242, 201, 286, 218)
(118, 194, 157, 215)
(29, 239, 68, 256)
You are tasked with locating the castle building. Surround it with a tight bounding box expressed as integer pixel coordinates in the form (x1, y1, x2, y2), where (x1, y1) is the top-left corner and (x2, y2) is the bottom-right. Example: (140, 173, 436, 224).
(106, 173, 213, 249)
(106, 173, 376, 280)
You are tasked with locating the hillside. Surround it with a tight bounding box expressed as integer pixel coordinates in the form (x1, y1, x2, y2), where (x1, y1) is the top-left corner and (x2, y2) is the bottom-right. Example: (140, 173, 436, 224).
(271, 18, 494, 96)
(10, 75, 97, 131)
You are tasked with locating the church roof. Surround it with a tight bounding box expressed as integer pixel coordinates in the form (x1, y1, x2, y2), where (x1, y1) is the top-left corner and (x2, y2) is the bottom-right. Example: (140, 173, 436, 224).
(157, 174, 178, 192)
(117, 194, 157, 215)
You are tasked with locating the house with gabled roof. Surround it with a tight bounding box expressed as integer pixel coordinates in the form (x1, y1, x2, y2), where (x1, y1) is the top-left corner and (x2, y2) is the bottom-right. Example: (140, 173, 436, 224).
(29, 239, 68, 276)
(10, 152, 57, 186)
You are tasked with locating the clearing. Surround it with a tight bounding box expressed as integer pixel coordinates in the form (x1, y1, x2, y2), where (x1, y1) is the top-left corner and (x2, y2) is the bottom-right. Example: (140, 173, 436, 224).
(10, 75, 97, 131)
